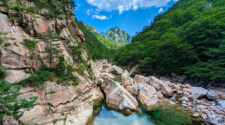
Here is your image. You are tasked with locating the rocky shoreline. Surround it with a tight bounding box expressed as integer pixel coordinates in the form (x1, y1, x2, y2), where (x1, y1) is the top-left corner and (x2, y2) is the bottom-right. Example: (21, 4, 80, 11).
(3, 59, 225, 125)
(93, 60, 225, 125)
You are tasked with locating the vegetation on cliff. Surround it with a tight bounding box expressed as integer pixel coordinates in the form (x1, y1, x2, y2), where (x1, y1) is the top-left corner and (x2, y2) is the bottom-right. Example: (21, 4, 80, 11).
(1, 0, 75, 20)
(114, 0, 225, 83)
(0, 67, 36, 123)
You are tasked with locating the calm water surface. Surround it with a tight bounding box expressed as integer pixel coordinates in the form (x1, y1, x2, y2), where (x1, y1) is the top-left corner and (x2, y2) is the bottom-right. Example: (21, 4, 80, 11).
(92, 106, 155, 125)
(89, 104, 205, 125)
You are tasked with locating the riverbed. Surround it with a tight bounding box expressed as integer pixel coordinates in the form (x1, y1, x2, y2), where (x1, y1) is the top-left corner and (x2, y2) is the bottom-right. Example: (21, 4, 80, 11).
(89, 104, 205, 125)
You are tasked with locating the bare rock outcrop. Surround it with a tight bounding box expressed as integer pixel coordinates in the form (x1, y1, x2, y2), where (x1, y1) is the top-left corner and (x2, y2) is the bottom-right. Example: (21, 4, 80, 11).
(149, 76, 173, 96)
(190, 87, 208, 100)
(137, 83, 158, 109)
(121, 70, 134, 87)
(109, 65, 123, 76)
(5, 70, 30, 83)
(206, 90, 219, 101)
(134, 75, 149, 84)
(101, 79, 139, 113)
(18, 81, 103, 125)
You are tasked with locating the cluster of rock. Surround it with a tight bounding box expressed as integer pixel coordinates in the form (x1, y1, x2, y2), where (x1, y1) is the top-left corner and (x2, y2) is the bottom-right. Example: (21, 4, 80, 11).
(3, 81, 103, 125)
(94, 60, 225, 125)
(93, 60, 172, 112)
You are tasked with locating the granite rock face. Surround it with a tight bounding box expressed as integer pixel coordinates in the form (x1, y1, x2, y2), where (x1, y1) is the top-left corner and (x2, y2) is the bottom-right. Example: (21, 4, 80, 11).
(0, 0, 98, 125)
(101, 79, 139, 113)
(206, 90, 219, 101)
(109, 65, 123, 76)
(149, 76, 173, 96)
(121, 70, 134, 87)
(5, 70, 30, 83)
(134, 75, 149, 84)
(190, 87, 208, 100)
(137, 83, 158, 109)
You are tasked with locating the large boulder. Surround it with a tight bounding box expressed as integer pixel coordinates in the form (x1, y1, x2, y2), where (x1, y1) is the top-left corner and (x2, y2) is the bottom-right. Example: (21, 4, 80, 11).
(137, 83, 158, 109)
(109, 65, 123, 76)
(5, 70, 30, 83)
(126, 84, 139, 97)
(206, 90, 219, 101)
(101, 79, 139, 113)
(121, 70, 134, 87)
(134, 75, 149, 84)
(149, 76, 173, 96)
(190, 87, 208, 100)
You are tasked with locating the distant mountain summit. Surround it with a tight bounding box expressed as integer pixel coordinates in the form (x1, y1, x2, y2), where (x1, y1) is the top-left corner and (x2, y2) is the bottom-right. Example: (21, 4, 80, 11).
(104, 27, 132, 44)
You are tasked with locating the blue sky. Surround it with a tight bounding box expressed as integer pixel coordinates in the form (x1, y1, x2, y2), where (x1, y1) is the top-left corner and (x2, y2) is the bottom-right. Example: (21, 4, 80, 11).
(74, 0, 178, 35)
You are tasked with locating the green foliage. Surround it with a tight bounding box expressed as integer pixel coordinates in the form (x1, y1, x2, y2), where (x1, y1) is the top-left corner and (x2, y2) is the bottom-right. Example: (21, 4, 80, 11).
(76, 64, 85, 76)
(20, 57, 79, 87)
(55, 56, 79, 85)
(0, 68, 37, 122)
(22, 39, 37, 49)
(4, 43, 11, 47)
(32, 0, 75, 19)
(0, 38, 3, 45)
(68, 44, 84, 63)
(115, 0, 225, 82)
(114, 76, 121, 83)
(93, 100, 103, 107)
(13, 42, 19, 47)
(0, 66, 6, 79)
(148, 105, 204, 125)
(0, 32, 8, 35)
(42, 30, 62, 68)
(45, 90, 56, 95)
(7, 38, 16, 40)
(2, 0, 75, 20)
(0, 32, 7, 45)
(19, 65, 54, 87)
(77, 21, 118, 60)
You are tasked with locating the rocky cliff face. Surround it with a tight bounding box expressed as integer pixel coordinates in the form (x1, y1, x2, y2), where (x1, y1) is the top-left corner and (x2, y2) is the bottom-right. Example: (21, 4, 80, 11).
(104, 27, 131, 44)
(0, 0, 103, 125)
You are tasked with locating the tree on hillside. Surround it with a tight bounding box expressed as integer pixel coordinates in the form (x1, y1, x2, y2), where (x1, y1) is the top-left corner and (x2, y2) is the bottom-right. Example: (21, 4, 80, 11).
(0, 67, 37, 123)
(114, 0, 225, 83)
(42, 30, 62, 68)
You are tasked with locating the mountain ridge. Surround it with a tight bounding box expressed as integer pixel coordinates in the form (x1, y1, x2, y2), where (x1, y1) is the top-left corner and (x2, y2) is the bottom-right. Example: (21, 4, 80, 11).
(103, 26, 132, 44)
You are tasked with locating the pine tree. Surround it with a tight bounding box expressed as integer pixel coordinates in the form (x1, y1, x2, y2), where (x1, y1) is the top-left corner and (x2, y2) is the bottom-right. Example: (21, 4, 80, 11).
(0, 67, 37, 123)
(43, 30, 62, 68)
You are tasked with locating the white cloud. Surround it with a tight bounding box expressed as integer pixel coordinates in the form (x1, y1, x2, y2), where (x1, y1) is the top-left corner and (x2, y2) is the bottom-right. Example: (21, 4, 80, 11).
(92, 15, 108, 20)
(86, 0, 178, 14)
(87, 8, 101, 16)
(158, 8, 163, 13)
(87, 8, 93, 15)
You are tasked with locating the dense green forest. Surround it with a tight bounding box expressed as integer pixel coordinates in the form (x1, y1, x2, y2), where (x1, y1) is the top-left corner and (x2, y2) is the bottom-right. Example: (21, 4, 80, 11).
(77, 21, 118, 60)
(114, 0, 225, 82)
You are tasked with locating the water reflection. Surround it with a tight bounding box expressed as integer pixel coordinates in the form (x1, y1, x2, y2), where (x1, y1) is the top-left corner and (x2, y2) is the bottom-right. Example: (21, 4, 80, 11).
(93, 106, 155, 125)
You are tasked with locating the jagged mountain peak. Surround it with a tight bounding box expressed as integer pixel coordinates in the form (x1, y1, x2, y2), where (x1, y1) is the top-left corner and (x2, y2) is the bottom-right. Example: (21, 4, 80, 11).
(104, 27, 132, 44)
